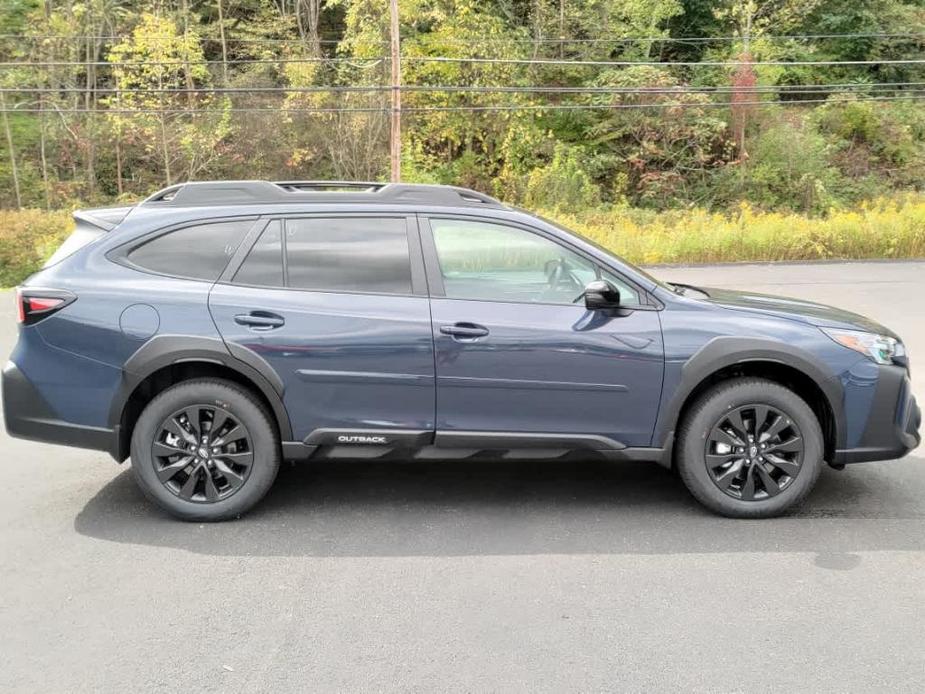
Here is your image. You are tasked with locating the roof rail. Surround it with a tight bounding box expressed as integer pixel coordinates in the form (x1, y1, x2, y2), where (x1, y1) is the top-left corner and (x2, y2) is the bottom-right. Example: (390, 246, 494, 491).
(141, 180, 504, 208)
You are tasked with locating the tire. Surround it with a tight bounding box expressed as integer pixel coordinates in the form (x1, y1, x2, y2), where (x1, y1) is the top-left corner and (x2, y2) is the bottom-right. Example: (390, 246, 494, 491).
(676, 378, 823, 518)
(130, 378, 280, 521)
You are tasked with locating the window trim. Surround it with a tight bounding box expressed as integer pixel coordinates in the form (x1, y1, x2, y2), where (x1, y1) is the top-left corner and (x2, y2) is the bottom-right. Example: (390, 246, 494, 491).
(419, 213, 654, 309)
(219, 212, 427, 298)
(109, 215, 260, 283)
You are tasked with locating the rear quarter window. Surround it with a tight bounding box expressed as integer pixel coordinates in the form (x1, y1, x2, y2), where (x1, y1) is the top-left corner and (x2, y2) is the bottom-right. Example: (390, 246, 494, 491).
(126, 219, 254, 281)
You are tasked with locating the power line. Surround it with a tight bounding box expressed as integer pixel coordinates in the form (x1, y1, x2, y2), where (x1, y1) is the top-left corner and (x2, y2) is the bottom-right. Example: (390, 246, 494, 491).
(0, 34, 376, 44)
(437, 32, 925, 44)
(0, 57, 387, 68)
(3, 31, 925, 43)
(3, 81, 925, 96)
(5, 92, 925, 114)
(6, 55, 925, 69)
(406, 56, 925, 68)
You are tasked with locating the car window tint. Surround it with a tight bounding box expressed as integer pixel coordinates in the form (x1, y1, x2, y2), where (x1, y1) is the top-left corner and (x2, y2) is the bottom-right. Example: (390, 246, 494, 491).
(128, 219, 253, 281)
(234, 221, 283, 287)
(285, 217, 412, 294)
(430, 218, 639, 304)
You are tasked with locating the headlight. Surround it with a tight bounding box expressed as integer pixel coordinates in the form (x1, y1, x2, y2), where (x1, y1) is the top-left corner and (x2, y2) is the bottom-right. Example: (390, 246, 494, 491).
(822, 328, 903, 365)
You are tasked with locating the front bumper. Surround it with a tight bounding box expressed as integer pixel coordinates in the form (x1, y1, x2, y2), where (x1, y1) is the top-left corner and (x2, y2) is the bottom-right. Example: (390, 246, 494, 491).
(2, 361, 118, 457)
(833, 365, 921, 464)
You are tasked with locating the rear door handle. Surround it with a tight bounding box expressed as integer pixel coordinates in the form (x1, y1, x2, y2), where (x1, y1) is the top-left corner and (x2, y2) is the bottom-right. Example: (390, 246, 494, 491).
(234, 312, 285, 330)
(440, 323, 489, 339)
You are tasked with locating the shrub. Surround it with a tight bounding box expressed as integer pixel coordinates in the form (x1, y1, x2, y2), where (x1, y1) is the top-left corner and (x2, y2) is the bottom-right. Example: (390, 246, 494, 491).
(524, 143, 601, 211)
(543, 194, 925, 265)
(812, 98, 925, 193)
(0, 209, 72, 286)
(709, 118, 846, 215)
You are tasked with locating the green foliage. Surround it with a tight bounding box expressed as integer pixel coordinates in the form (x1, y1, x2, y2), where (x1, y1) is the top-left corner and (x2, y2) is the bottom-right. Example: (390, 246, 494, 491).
(709, 116, 845, 214)
(524, 143, 601, 211)
(813, 97, 925, 194)
(586, 66, 730, 208)
(0, 209, 71, 286)
(2, 0, 925, 233)
(104, 13, 232, 185)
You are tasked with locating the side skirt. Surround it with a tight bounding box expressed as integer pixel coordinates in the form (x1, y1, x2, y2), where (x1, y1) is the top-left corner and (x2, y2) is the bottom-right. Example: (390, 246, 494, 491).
(281, 428, 669, 465)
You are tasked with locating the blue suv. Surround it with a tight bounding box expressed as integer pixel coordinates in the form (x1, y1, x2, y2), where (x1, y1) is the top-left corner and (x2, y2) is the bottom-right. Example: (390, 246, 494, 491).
(3, 181, 920, 520)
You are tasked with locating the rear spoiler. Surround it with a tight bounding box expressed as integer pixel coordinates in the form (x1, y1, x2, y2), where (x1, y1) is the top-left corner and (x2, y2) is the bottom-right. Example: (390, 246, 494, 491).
(72, 205, 134, 231)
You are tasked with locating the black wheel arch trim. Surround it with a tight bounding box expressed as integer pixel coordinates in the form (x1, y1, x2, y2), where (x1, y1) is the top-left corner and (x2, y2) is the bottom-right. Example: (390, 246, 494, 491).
(110, 335, 293, 458)
(653, 336, 846, 453)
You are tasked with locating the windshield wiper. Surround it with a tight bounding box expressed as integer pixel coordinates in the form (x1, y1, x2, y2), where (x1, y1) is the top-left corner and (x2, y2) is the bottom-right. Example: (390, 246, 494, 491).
(668, 282, 710, 298)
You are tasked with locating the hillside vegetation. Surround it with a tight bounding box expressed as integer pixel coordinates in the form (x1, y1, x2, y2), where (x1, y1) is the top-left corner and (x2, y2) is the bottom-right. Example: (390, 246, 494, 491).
(1, 1, 925, 216)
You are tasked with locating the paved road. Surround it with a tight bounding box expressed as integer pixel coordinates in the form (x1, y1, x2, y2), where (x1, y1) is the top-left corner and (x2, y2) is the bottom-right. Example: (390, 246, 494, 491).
(1, 262, 924, 692)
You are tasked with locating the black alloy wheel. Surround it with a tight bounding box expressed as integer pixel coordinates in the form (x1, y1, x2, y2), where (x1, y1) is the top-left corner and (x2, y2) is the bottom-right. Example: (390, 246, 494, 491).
(152, 404, 254, 503)
(704, 403, 804, 501)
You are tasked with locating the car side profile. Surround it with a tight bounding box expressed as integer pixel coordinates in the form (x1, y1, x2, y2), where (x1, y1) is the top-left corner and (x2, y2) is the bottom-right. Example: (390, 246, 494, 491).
(3, 181, 921, 520)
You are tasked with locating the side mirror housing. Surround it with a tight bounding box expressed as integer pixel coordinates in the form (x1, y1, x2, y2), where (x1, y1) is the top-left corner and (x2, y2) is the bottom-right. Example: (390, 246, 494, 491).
(584, 279, 621, 310)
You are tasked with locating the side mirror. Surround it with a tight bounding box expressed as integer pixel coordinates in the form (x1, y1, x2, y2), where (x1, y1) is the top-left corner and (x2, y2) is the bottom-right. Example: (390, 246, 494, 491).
(584, 279, 621, 310)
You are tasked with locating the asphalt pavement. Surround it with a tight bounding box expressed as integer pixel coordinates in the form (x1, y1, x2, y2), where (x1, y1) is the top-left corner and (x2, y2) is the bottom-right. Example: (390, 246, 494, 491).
(1, 261, 924, 692)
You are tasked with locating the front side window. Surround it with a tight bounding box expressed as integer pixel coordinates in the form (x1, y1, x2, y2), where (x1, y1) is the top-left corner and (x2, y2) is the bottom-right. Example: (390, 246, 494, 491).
(232, 217, 413, 295)
(127, 219, 253, 281)
(429, 218, 639, 304)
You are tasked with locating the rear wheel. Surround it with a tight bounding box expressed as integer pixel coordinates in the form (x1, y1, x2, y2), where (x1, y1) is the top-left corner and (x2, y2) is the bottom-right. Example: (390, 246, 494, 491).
(676, 378, 823, 518)
(130, 379, 280, 521)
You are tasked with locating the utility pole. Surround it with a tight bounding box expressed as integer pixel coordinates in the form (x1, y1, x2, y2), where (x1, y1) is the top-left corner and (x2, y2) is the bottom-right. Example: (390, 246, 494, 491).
(389, 0, 401, 182)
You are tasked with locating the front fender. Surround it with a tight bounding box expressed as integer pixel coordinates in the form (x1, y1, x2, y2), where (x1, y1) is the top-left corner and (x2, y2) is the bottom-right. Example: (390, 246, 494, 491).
(653, 336, 845, 451)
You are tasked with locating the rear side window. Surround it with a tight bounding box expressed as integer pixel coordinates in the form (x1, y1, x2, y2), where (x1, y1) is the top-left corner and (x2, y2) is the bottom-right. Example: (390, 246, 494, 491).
(127, 219, 254, 281)
(232, 217, 412, 295)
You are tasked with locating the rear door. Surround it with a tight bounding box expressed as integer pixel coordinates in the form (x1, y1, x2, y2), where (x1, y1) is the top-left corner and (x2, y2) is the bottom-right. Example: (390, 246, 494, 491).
(209, 213, 435, 445)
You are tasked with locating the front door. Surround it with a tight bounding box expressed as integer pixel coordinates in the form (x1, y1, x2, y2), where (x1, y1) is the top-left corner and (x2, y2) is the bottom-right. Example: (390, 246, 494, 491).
(422, 216, 664, 449)
(209, 215, 435, 444)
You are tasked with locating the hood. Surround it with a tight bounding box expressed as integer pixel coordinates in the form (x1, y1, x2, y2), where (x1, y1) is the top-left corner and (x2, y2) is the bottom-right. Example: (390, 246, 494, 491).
(695, 286, 898, 338)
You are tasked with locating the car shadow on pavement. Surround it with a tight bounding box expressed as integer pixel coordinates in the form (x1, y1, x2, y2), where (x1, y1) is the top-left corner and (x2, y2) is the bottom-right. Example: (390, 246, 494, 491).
(73, 455, 925, 557)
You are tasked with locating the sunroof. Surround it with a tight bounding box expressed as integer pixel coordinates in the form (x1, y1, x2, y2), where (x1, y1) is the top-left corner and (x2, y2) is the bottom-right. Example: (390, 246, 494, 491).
(276, 181, 384, 193)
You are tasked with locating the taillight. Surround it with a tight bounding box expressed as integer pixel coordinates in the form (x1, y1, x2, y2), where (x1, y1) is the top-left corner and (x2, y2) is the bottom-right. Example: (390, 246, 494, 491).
(15, 288, 76, 326)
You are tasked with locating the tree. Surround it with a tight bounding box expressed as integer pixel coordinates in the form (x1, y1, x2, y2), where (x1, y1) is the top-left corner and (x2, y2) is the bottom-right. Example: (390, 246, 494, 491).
(105, 13, 232, 186)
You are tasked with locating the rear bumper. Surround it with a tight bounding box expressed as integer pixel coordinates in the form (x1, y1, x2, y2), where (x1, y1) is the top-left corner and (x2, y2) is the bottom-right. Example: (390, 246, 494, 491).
(2, 361, 118, 457)
(833, 367, 920, 464)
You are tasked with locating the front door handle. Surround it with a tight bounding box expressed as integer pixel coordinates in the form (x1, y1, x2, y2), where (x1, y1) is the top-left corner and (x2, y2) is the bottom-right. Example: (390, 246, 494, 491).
(234, 312, 285, 330)
(440, 322, 489, 339)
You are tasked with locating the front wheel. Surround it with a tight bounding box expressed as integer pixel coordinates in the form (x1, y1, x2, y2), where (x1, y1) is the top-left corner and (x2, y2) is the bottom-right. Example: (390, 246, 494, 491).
(130, 378, 280, 521)
(676, 378, 823, 518)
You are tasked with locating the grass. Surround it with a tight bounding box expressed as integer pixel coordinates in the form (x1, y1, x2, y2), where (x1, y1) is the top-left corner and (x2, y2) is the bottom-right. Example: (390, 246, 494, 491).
(2, 195, 925, 287)
(544, 194, 925, 265)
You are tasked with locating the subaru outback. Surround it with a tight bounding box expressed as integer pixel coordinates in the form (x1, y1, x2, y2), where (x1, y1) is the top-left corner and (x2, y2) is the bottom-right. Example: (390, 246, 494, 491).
(2, 181, 920, 520)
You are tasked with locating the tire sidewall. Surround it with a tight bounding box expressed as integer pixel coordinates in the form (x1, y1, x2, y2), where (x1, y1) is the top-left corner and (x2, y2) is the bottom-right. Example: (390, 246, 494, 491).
(678, 380, 823, 518)
(130, 380, 280, 521)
